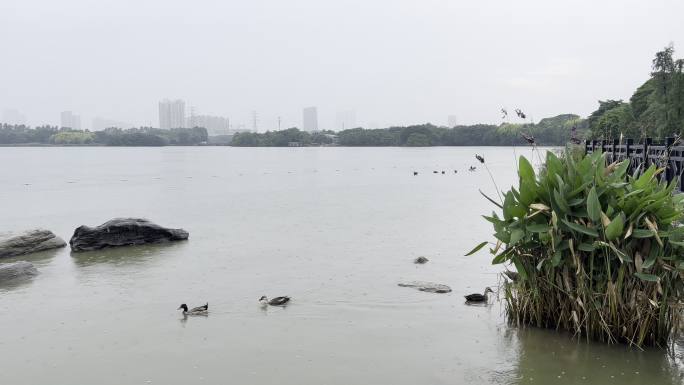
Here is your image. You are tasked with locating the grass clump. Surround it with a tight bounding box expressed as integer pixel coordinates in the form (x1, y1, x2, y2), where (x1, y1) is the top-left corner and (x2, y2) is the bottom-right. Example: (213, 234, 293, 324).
(469, 147, 684, 347)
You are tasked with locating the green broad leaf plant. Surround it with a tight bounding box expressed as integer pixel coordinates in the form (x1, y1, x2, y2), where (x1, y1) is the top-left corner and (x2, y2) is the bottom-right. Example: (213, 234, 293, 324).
(473, 147, 684, 347)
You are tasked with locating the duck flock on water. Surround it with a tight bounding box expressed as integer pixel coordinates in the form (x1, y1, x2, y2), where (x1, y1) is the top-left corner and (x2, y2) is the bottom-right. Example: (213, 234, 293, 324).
(178, 296, 292, 316)
(174, 152, 509, 317)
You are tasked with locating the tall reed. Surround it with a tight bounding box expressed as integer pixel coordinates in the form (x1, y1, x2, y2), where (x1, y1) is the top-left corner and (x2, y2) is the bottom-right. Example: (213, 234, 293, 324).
(468, 147, 684, 347)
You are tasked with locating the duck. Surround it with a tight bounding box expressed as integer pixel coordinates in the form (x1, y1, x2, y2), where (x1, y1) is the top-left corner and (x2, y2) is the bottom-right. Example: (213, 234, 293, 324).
(178, 303, 208, 315)
(464, 287, 493, 303)
(259, 296, 290, 306)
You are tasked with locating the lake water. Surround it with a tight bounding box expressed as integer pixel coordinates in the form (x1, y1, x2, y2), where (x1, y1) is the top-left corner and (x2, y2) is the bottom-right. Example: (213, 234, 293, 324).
(0, 146, 682, 385)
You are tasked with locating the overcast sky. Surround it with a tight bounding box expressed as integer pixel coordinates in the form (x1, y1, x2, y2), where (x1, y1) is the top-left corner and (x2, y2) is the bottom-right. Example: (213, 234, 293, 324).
(1, 0, 683, 130)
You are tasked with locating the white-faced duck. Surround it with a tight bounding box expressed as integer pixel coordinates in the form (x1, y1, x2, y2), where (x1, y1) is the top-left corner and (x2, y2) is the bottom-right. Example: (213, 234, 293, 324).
(178, 303, 208, 315)
(464, 287, 493, 303)
(259, 296, 290, 306)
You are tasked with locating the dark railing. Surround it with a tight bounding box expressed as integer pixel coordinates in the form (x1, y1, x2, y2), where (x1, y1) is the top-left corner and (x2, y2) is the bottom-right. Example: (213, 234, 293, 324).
(584, 138, 684, 192)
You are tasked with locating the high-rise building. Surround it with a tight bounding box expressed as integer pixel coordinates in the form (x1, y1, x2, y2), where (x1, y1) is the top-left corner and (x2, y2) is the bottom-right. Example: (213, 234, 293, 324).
(447, 115, 458, 128)
(60, 111, 81, 130)
(2, 109, 27, 125)
(187, 114, 230, 136)
(302, 106, 318, 132)
(335, 110, 357, 131)
(159, 99, 186, 129)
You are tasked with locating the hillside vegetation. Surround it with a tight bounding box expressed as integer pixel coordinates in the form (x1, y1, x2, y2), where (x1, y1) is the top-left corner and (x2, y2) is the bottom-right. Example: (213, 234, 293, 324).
(588, 45, 684, 140)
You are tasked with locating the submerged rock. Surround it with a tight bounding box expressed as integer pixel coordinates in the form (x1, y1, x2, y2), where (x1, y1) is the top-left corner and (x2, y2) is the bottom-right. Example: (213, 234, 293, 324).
(0, 261, 38, 281)
(398, 281, 451, 293)
(69, 218, 189, 252)
(413, 256, 429, 264)
(0, 229, 66, 258)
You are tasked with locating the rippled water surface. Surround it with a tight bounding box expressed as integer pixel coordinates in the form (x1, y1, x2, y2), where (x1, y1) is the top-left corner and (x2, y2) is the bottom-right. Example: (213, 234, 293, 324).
(0, 147, 682, 384)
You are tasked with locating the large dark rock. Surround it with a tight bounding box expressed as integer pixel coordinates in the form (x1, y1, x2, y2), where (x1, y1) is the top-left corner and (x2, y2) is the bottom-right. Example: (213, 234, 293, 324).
(0, 229, 66, 258)
(69, 218, 189, 252)
(0, 261, 38, 281)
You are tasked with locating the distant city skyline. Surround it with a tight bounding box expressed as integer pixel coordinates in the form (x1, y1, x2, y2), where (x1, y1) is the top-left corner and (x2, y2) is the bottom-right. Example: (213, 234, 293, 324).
(4, 1, 681, 131)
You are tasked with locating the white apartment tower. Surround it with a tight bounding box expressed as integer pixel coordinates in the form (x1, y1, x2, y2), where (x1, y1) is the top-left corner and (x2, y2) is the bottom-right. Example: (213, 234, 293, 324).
(60, 111, 81, 130)
(159, 99, 186, 129)
(302, 106, 318, 132)
(447, 115, 458, 128)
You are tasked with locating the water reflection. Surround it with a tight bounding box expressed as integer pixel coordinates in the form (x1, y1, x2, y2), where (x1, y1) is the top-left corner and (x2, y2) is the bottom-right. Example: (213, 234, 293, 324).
(0, 247, 62, 265)
(0, 248, 62, 292)
(69, 241, 187, 267)
(179, 313, 209, 327)
(506, 327, 684, 384)
(0, 268, 38, 291)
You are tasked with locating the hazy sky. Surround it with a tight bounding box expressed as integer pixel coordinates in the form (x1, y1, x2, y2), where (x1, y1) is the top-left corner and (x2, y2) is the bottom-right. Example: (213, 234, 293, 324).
(1, 0, 683, 130)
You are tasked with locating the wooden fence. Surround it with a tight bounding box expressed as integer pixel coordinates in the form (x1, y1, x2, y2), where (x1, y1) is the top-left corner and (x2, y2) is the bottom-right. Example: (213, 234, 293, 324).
(585, 138, 684, 192)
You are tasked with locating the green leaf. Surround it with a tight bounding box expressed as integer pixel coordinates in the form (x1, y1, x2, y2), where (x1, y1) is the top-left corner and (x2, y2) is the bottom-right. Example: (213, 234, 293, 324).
(561, 219, 599, 237)
(605, 213, 625, 241)
(634, 272, 660, 282)
(512, 257, 528, 281)
(578, 243, 595, 252)
(519, 156, 535, 184)
(642, 256, 656, 269)
(509, 229, 524, 245)
(551, 250, 562, 267)
(465, 241, 488, 256)
(622, 189, 644, 199)
(568, 198, 584, 206)
(519, 180, 538, 206)
(491, 253, 508, 264)
(611, 160, 630, 180)
(553, 189, 570, 213)
(632, 229, 655, 238)
(586, 187, 601, 222)
(527, 223, 551, 233)
(635, 165, 657, 189)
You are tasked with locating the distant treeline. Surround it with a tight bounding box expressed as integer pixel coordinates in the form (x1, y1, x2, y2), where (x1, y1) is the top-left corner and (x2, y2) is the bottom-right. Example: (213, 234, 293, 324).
(587, 45, 684, 140)
(231, 114, 587, 147)
(0, 125, 208, 146)
(230, 128, 335, 146)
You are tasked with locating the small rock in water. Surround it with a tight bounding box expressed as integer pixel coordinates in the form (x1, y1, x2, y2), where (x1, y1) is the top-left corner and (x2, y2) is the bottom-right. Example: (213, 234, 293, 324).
(413, 256, 429, 264)
(0, 261, 39, 281)
(398, 281, 451, 293)
(0, 229, 66, 258)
